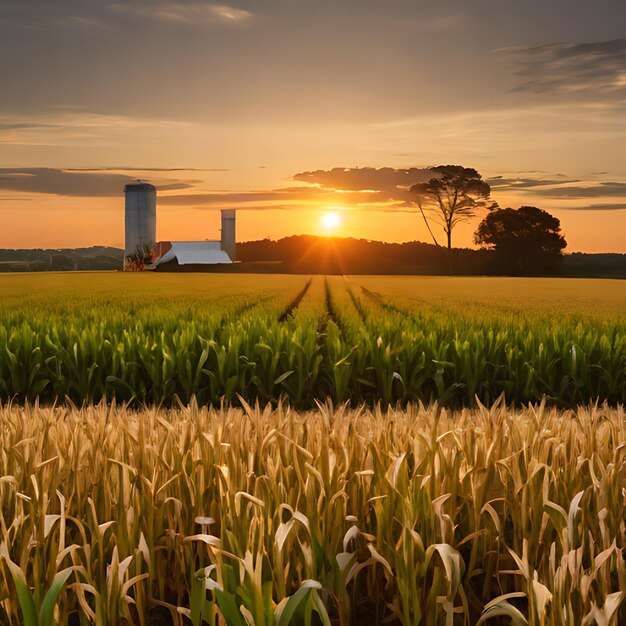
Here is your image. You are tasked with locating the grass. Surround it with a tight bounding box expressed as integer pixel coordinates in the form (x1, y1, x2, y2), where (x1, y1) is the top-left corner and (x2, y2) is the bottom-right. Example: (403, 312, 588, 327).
(0, 400, 624, 625)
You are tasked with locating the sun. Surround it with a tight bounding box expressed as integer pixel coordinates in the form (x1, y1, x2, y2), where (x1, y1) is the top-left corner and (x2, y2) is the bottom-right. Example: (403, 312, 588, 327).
(321, 212, 341, 232)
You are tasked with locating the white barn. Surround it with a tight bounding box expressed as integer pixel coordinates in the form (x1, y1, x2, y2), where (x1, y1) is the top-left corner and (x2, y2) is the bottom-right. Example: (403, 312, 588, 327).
(155, 241, 232, 266)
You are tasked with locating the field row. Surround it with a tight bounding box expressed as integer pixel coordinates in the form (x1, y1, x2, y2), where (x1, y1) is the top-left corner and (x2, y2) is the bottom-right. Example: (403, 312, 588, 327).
(1, 402, 624, 625)
(0, 273, 624, 406)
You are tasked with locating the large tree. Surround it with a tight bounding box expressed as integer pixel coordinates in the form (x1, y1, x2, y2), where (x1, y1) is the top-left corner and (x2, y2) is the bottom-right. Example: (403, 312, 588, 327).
(474, 206, 567, 274)
(410, 165, 496, 270)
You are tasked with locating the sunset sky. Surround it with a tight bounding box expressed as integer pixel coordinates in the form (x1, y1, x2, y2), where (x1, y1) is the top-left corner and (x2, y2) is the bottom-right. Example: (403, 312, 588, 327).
(1, 0, 625, 252)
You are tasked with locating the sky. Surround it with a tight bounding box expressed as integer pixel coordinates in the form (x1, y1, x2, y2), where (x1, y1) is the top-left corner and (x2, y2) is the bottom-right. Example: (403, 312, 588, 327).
(1, 0, 625, 253)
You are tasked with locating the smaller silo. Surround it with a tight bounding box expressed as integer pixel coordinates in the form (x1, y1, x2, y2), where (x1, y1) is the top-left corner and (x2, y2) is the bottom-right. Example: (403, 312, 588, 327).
(221, 209, 236, 262)
(124, 182, 157, 271)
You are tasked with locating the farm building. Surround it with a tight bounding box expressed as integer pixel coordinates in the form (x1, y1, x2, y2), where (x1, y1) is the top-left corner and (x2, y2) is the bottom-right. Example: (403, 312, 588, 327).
(123, 182, 236, 271)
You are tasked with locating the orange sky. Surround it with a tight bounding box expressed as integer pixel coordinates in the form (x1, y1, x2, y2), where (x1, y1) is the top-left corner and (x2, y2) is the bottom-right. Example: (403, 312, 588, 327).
(1, 1, 625, 252)
(4, 183, 626, 253)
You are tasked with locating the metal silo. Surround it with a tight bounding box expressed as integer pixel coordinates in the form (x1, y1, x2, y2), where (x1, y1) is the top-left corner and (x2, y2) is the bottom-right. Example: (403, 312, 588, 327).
(124, 182, 157, 271)
(220, 209, 236, 262)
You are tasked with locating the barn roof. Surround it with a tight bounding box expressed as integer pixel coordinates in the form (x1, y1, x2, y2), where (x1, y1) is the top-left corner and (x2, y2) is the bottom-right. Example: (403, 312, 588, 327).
(156, 241, 232, 266)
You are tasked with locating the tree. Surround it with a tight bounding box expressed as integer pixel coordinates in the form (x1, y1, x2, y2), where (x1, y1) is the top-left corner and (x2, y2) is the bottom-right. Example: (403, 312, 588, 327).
(410, 165, 496, 270)
(474, 206, 567, 274)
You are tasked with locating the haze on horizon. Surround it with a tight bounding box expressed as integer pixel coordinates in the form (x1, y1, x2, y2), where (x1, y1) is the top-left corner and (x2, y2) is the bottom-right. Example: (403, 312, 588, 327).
(1, 0, 625, 253)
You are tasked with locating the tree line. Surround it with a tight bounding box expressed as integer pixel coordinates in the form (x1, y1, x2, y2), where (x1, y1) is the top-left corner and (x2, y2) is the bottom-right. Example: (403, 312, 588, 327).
(410, 164, 567, 274)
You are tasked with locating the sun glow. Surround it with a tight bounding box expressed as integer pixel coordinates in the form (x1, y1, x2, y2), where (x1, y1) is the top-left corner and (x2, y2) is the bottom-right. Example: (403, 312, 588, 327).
(321, 212, 341, 232)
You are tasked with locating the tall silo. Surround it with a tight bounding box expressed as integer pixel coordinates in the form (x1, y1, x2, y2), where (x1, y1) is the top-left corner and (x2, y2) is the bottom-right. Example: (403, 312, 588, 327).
(221, 209, 236, 262)
(124, 182, 157, 271)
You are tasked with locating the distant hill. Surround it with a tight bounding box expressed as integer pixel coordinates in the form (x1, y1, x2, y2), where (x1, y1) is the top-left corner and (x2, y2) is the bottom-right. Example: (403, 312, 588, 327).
(0, 246, 122, 272)
(0, 238, 624, 277)
(561, 252, 626, 278)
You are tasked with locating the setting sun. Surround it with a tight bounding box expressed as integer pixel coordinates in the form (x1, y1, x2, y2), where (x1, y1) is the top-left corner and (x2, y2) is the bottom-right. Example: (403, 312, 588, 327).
(321, 212, 341, 232)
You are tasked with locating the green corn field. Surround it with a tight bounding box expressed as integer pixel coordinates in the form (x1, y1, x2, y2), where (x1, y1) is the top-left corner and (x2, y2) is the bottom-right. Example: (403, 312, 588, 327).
(0, 273, 625, 625)
(0, 274, 624, 407)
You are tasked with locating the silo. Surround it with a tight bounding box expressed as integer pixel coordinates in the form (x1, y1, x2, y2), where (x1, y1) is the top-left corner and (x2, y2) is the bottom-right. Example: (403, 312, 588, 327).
(124, 182, 157, 271)
(221, 209, 236, 262)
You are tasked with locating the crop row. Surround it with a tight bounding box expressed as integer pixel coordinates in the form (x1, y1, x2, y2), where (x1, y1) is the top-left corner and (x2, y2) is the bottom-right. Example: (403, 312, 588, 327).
(0, 274, 624, 406)
(1, 401, 624, 625)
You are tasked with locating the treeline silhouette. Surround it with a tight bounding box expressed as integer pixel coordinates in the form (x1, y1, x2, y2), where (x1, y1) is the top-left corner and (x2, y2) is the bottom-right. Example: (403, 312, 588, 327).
(237, 236, 477, 274)
(0, 238, 624, 277)
(237, 236, 626, 277)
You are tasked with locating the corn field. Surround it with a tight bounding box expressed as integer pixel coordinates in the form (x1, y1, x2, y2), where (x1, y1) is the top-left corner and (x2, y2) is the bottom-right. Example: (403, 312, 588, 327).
(0, 400, 625, 625)
(1, 273, 625, 624)
(0, 274, 624, 407)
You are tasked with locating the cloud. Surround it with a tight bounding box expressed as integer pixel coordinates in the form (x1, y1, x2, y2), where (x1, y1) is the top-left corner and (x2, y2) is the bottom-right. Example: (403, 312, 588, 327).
(0, 123, 58, 131)
(531, 182, 626, 199)
(3, 165, 624, 214)
(0, 165, 407, 207)
(293, 167, 434, 198)
(160, 191, 308, 205)
(488, 176, 579, 190)
(0, 168, 194, 196)
(66, 167, 228, 172)
(158, 168, 442, 211)
(0, 112, 188, 146)
(562, 203, 626, 211)
(0, 2, 111, 30)
(0, 1, 250, 30)
(501, 39, 626, 96)
(108, 2, 251, 24)
(159, 186, 395, 208)
(488, 175, 626, 204)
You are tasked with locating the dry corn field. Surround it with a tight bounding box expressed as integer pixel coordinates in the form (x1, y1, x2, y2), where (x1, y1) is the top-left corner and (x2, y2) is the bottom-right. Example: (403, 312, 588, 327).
(1, 401, 625, 625)
(0, 273, 625, 625)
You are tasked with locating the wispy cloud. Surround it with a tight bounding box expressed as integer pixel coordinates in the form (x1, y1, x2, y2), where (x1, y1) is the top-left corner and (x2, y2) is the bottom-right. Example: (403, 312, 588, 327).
(158, 186, 394, 210)
(486, 173, 626, 213)
(2, 164, 625, 216)
(66, 167, 228, 172)
(153, 166, 626, 214)
(0, 0, 250, 29)
(108, 2, 251, 25)
(0, 2, 112, 30)
(527, 182, 626, 199)
(574, 203, 626, 211)
(500, 39, 626, 96)
(0, 112, 188, 146)
(489, 175, 626, 201)
(158, 168, 439, 212)
(488, 176, 579, 190)
(293, 167, 433, 194)
(0, 168, 196, 196)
